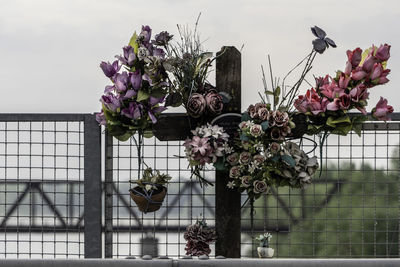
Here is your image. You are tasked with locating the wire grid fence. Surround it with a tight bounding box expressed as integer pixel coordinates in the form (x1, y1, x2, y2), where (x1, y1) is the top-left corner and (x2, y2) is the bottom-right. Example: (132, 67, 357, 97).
(107, 136, 215, 258)
(0, 118, 85, 258)
(241, 121, 400, 258)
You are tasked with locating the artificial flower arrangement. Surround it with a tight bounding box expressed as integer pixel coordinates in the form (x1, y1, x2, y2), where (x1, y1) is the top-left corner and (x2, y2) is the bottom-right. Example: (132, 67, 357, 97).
(164, 16, 230, 121)
(183, 123, 232, 186)
(129, 167, 171, 213)
(96, 25, 174, 212)
(184, 218, 217, 257)
(223, 26, 394, 202)
(255, 233, 274, 258)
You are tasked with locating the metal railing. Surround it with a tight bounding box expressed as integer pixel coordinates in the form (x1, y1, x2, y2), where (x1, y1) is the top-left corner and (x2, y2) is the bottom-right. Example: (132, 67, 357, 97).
(0, 113, 399, 259)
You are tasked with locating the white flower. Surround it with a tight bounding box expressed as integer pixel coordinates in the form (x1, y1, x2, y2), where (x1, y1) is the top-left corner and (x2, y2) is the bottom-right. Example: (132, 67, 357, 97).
(248, 162, 257, 174)
(137, 47, 150, 61)
(227, 181, 235, 189)
(254, 142, 264, 151)
(223, 143, 234, 154)
(145, 184, 153, 192)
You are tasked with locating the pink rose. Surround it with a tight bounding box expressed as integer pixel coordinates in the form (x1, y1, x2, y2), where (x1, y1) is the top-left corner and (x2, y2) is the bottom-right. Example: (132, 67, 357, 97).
(226, 153, 239, 166)
(258, 108, 269, 121)
(247, 104, 257, 118)
(375, 44, 391, 62)
(205, 90, 223, 115)
(241, 176, 252, 188)
(239, 152, 252, 164)
(253, 154, 265, 166)
(187, 93, 206, 118)
(253, 180, 268, 194)
(272, 110, 289, 127)
(269, 142, 280, 154)
(250, 124, 263, 137)
(229, 166, 241, 179)
(372, 97, 394, 121)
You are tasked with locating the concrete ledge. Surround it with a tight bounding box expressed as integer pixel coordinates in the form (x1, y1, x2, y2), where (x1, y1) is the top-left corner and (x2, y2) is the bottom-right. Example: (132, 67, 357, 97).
(1, 258, 400, 267)
(0, 259, 173, 267)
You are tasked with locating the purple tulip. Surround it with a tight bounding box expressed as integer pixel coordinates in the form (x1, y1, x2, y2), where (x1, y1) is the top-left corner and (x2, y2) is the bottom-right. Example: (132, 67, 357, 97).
(114, 72, 130, 92)
(130, 70, 142, 90)
(139, 25, 152, 43)
(100, 60, 120, 78)
(117, 46, 136, 66)
(375, 44, 391, 62)
(121, 102, 142, 119)
(100, 94, 121, 112)
(149, 96, 165, 107)
(96, 110, 107, 126)
(104, 85, 115, 93)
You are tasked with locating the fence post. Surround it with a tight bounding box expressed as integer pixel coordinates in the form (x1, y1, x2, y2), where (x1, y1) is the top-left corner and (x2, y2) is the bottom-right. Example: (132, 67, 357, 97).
(215, 46, 242, 257)
(104, 133, 113, 258)
(84, 114, 102, 258)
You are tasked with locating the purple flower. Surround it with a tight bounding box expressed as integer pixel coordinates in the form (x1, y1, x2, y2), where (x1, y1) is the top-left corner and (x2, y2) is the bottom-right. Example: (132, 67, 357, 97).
(100, 94, 121, 112)
(96, 110, 106, 126)
(123, 90, 137, 99)
(117, 46, 136, 66)
(130, 70, 142, 90)
(149, 96, 165, 107)
(104, 85, 115, 93)
(100, 60, 120, 78)
(153, 48, 165, 58)
(114, 72, 130, 92)
(139, 25, 152, 43)
(147, 106, 166, 124)
(153, 31, 173, 46)
(372, 97, 394, 121)
(121, 102, 142, 119)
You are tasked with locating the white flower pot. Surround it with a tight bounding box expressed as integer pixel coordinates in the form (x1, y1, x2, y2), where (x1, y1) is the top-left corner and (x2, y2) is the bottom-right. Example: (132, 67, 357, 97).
(257, 247, 274, 258)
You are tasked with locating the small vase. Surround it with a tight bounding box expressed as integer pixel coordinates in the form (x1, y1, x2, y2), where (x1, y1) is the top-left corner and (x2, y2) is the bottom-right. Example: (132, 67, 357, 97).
(129, 185, 167, 213)
(257, 247, 274, 258)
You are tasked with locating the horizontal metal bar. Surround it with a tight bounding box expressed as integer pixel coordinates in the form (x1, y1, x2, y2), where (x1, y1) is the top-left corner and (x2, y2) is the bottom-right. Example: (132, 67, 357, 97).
(0, 113, 89, 121)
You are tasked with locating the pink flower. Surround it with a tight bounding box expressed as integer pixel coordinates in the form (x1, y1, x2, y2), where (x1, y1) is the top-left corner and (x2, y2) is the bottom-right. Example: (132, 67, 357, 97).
(326, 98, 340, 111)
(370, 63, 383, 81)
(378, 69, 391, 85)
(362, 54, 378, 72)
(294, 95, 308, 113)
(320, 81, 344, 99)
(315, 75, 331, 89)
(346, 47, 362, 68)
(187, 136, 211, 156)
(339, 94, 351, 110)
(375, 44, 391, 62)
(351, 67, 368, 81)
(338, 73, 350, 89)
(349, 84, 369, 103)
(372, 97, 394, 121)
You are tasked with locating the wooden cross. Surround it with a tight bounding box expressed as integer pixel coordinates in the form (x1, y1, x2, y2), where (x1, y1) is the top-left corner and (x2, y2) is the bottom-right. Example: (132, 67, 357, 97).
(153, 46, 242, 258)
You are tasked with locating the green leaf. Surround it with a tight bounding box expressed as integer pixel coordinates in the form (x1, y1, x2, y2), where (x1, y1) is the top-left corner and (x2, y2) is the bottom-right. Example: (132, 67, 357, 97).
(143, 130, 154, 138)
(150, 89, 166, 98)
(137, 90, 150, 102)
(274, 86, 281, 97)
(128, 31, 139, 54)
(213, 157, 225, 171)
(241, 112, 251, 121)
(265, 91, 274, 96)
(114, 131, 132, 142)
(261, 121, 269, 131)
(331, 124, 353, 136)
(240, 133, 249, 141)
(326, 115, 351, 127)
(281, 155, 296, 167)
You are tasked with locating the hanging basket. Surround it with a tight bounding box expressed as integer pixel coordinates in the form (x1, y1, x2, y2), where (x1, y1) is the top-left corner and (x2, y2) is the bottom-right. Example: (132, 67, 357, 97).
(129, 185, 167, 213)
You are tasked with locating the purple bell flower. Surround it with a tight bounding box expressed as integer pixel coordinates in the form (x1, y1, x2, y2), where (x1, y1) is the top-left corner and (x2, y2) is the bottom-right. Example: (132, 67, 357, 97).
(100, 94, 121, 112)
(117, 46, 136, 66)
(114, 72, 130, 92)
(130, 70, 142, 90)
(100, 60, 120, 78)
(121, 102, 142, 119)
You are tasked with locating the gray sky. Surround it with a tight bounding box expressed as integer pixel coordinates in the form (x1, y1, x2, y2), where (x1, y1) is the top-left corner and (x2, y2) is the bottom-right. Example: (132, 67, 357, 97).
(0, 0, 399, 113)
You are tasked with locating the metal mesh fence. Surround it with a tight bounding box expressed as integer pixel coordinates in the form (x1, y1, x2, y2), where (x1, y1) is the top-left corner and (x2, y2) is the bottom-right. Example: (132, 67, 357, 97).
(0, 116, 86, 258)
(106, 136, 215, 258)
(241, 121, 400, 258)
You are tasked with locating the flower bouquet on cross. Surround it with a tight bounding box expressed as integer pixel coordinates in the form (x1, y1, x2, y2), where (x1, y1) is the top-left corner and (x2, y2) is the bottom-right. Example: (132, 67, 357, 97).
(184, 218, 216, 257)
(224, 26, 394, 204)
(96, 25, 174, 212)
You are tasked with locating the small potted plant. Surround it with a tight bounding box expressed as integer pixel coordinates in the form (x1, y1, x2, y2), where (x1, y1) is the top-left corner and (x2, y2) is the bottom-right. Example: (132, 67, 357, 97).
(255, 233, 274, 258)
(129, 167, 171, 213)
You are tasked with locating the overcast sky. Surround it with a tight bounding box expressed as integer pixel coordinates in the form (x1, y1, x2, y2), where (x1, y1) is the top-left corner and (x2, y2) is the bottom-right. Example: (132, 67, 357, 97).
(0, 0, 399, 113)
